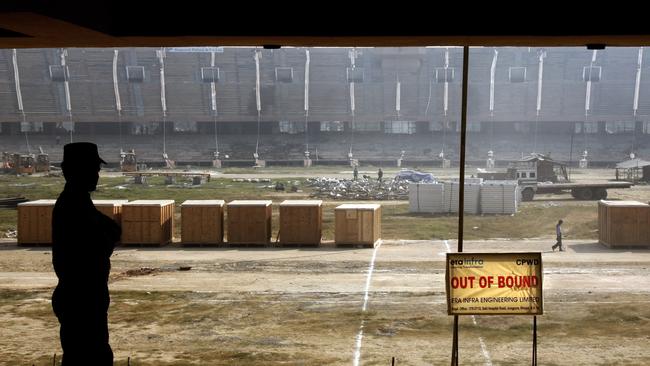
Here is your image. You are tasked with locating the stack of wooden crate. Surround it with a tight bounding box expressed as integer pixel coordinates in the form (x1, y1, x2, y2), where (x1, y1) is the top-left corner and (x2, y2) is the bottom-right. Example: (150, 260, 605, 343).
(17, 199, 56, 245)
(180, 200, 225, 245)
(279, 200, 323, 246)
(121, 200, 175, 245)
(334, 203, 381, 247)
(93, 199, 129, 224)
(599, 200, 650, 247)
(226, 200, 272, 246)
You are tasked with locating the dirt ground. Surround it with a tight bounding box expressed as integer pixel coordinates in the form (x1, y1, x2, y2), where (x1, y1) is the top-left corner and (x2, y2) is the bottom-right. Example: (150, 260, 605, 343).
(1, 239, 649, 365)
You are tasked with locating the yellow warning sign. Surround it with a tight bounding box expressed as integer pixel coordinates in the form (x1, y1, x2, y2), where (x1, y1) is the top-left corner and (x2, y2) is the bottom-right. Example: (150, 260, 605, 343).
(446, 253, 543, 315)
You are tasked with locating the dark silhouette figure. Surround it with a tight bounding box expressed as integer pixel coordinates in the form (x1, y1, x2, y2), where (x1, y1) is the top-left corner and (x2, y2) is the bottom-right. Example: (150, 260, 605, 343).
(377, 168, 384, 182)
(353, 166, 358, 181)
(52, 142, 121, 365)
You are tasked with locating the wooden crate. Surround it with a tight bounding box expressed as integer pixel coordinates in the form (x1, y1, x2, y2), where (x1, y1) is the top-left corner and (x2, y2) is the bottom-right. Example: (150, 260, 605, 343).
(226, 200, 272, 245)
(93, 199, 129, 224)
(17, 199, 56, 245)
(335, 203, 381, 247)
(279, 200, 322, 246)
(181, 200, 225, 245)
(121, 200, 175, 245)
(599, 200, 650, 247)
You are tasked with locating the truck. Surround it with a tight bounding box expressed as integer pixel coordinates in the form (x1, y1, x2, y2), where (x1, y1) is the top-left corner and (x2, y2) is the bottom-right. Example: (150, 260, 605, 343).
(477, 153, 633, 201)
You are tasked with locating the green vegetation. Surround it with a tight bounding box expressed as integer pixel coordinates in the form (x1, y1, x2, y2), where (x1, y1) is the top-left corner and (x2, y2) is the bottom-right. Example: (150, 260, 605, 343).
(0, 174, 601, 240)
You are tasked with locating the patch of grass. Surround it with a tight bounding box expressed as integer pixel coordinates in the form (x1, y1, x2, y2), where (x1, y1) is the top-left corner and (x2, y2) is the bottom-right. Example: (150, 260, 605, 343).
(0, 289, 48, 303)
(1, 174, 602, 240)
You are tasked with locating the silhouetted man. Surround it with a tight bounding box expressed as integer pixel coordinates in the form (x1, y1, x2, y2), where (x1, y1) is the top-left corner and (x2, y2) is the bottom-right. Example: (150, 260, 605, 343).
(52, 142, 121, 365)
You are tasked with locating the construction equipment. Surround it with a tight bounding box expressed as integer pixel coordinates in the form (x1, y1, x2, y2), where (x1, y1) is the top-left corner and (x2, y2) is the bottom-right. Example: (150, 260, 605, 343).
(12, 153, 35, 175)
(35, 147, 50, 173)
(478, 153, 633, 201)
(1, 152, 12, 172)
(163, 153, 175, 169)
(120, 149, 137, 172)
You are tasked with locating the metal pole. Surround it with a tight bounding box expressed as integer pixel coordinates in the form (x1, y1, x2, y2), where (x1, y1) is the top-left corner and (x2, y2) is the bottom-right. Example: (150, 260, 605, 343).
(451, 45, 470, 366)
(569, 127, 575, 180)
(458, 46, 469, 253)
(451, 315, 459, 366)
(532, 315, 537, 366)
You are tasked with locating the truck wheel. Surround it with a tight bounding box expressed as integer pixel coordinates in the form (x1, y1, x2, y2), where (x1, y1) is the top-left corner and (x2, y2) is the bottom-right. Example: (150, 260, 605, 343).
(576, 188, 593, 200)
(522, 188, 534, 201)
(595, 188, 607, 200)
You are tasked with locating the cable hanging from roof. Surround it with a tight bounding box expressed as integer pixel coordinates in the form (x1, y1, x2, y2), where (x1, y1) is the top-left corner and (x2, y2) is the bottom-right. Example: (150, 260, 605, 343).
(12, 48, 32, 155)
(534, 49, 546, 154)
(348, 48, 358, 162)
(254, 48, 262, 161)
(304, 49, 311, 159)
(440, 47, 451, 162)
(210, 50, 220, 159)
(59, 48, 74, 144)
(112, 49, 124, 151)
(582, 49, 599, 166)
(157, 47, 168, 156)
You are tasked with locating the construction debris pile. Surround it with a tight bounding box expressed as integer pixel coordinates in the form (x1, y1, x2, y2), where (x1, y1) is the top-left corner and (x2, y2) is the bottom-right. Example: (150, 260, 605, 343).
(306, 177, 409, 200)
(232, 178, 272, 183)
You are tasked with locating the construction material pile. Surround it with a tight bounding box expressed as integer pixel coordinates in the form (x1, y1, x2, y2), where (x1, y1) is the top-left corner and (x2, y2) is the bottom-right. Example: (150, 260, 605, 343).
(409, 180, 521, 215)
(0, 197, 29, 208)
(306, 177, 409, 200)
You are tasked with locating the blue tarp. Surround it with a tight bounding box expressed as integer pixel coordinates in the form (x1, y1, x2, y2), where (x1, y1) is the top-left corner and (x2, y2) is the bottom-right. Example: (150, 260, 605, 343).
(394, 170, 436, 183)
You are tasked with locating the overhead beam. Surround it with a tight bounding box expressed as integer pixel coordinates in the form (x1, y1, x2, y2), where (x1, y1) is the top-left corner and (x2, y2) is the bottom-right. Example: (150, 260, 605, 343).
(0, 12, 113, 45)
(3, 13, 650, 47)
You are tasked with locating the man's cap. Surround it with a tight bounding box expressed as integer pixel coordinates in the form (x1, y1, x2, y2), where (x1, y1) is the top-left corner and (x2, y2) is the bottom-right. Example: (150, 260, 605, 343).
(62, 142, 107, 166)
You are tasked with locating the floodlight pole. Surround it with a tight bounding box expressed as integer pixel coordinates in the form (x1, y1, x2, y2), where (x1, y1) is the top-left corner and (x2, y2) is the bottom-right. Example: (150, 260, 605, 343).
(451, 45, 469, 366)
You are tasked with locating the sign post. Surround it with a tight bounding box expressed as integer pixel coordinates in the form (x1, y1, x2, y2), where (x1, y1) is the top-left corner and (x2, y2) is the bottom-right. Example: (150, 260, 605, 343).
(446, 252, 543, 364)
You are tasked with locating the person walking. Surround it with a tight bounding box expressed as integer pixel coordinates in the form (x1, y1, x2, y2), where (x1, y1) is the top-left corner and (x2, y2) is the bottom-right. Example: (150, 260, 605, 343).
(353, 165, 358, 181)
(551, 219, 564, 252)
(377, 168, 383, 182)
(52, 142, 121, 365)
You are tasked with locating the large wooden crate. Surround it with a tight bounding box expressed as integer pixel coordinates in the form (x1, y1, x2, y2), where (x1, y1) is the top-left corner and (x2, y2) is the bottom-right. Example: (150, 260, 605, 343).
(227, 200, 272, 245)
(17, 199, 56, 245)
(599, 200, 650, 247)
(121, 200, 175, 245)
(279, 200, 322, 246)
(335, 203, 381, 247)
(93, 199, 129, 224)
(181, 200, 225, 245)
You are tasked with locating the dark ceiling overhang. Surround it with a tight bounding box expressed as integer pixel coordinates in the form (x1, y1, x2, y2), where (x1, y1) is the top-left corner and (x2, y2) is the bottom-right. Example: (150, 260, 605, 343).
(2, 3, 650, 48)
